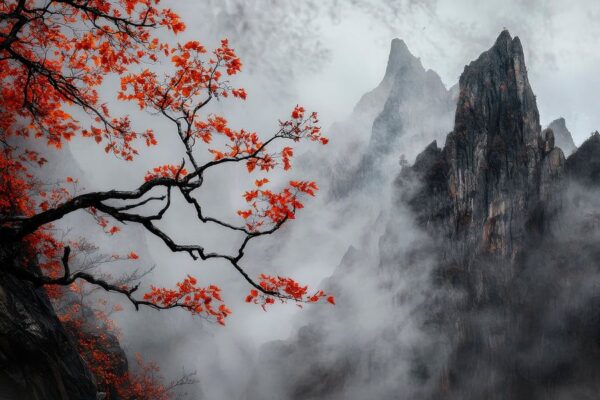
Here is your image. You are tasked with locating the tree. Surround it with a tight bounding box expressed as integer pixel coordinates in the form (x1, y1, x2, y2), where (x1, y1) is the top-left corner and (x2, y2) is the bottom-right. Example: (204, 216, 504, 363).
(0, 0, 332, 395)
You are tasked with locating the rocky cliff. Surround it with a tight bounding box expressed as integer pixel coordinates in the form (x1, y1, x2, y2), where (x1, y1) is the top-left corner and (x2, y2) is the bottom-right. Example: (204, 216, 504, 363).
(254, 30, 600, 400)
(397, 30, 600, 399)
(404, 30, 565, 260)
(0, 246, 98, 399)
(0, 141, 140, 399)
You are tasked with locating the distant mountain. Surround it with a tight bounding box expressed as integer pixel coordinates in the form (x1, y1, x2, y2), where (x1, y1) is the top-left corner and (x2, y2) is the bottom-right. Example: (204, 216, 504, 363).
(547, 117, 577, 156)
(327, 38, 455, 198)
(353, 39, 427, 120)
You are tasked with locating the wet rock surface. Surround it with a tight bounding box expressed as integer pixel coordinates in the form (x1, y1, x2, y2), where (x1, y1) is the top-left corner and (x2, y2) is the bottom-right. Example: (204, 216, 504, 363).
(0, 246, 97, 400)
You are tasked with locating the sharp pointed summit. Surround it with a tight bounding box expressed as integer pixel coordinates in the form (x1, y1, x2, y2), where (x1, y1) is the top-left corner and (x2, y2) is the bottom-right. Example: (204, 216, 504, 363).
(409, 29, 556, 258)
(383, 38, 422, 82)
(353, 38, 425, 118)
(494, 28, 513, 45)
(330, 38, 455, 198)
(455, 30, 539, 147)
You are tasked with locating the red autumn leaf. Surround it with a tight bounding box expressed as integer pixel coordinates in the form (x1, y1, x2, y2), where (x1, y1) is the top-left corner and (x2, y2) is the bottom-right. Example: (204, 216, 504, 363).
(0, 1, 331, 394)
(255, 178, 269, 187)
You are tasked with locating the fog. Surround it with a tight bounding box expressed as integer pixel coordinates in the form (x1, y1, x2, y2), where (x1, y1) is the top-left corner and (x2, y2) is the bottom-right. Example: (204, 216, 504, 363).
(48, 1, 600, 398)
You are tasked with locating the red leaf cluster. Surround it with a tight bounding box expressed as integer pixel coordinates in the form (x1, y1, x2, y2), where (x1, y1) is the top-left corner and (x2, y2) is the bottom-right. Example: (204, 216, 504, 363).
(0, 0, 183, 159)
(143, 276, 231, 325)
(245, 274, 335, 310)
(237, 179, 319, 231)
(60, 291, 175, 399)
(144, 164, 188, 182)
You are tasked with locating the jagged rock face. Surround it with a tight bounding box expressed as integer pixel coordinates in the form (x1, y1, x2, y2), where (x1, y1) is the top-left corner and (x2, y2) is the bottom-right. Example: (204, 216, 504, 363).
(330, 38, 455, 198)
(412, 30, 564, 260)
(397, 31, 600, 400)
(250, 31, 600, 400)
(566, 131, 600, 186)
(397, 140, 452, 230)
(0, 246, 97, 400)
(547, 118, 577, 156)
(448, 30, 541, 257)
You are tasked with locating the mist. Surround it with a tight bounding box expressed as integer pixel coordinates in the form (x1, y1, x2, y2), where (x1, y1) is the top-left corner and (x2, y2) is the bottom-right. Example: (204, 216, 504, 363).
(37, 1, 600, 399)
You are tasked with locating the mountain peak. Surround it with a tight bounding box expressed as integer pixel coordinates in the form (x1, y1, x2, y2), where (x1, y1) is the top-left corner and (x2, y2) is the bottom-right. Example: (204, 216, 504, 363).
(389, 38, 411, 58)
(494, 29, 512, 45)
(492, 29, 523, 52)
(339, 37, 453, 198)
(553, 117, 566, 127)
(383, 38, 422, 81)
(456, 30, 539, 145)
(350, 37, 445, 125)
(408, 30, 548, 259)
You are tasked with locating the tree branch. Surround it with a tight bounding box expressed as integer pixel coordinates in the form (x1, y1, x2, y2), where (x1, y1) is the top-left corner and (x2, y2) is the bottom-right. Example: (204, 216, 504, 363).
(7, 245, 203, 313)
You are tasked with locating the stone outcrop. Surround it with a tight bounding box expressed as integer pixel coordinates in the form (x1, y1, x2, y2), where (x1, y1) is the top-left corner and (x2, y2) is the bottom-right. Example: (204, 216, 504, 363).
(0, 246, 98, 399)
(0, 142, 135, 399)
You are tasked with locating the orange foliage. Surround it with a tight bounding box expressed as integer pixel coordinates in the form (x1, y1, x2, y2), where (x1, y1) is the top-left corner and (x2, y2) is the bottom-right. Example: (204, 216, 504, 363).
(1, 0, 334, 395)
(244, 274, 334, 310)
(0, 0, 184, 159)
(1, 0, 332, 323)
(59, 287, 175, 399)
(144, 165, 189, 181)
(237, 179, 319, 231)
(143, 276, 232, 325)
(117, 354, 173, 400)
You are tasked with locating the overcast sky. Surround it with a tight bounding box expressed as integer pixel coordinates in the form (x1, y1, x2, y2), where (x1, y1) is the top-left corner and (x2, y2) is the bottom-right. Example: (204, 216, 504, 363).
(171, 0, 600, 145)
